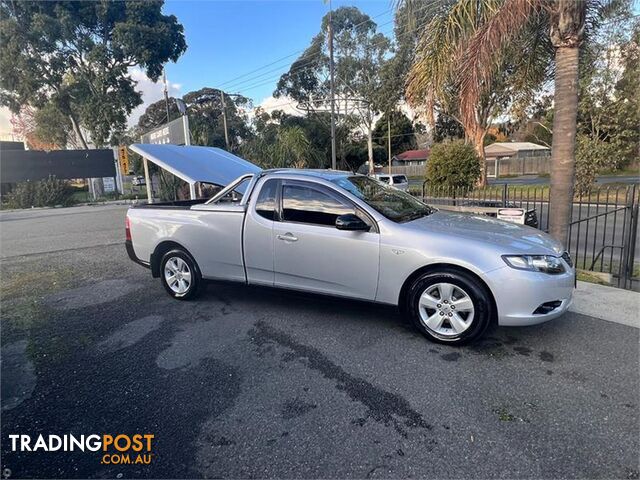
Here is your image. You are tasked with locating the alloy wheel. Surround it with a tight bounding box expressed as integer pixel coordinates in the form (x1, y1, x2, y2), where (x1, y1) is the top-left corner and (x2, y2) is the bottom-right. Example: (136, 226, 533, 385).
(418, 282, 475, 337)
(164, 256, 192, 295)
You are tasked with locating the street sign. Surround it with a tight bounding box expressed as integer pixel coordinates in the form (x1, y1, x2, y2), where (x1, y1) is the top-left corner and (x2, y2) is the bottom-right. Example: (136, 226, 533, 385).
(118, 146, 130, 174)
(103, 177, 116, 193)
(140, 117, 187, 145)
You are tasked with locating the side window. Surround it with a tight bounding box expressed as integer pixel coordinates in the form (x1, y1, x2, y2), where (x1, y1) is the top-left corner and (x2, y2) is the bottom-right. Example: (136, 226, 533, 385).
(282, 184, 353, 227)
(255, 179, 278, 220)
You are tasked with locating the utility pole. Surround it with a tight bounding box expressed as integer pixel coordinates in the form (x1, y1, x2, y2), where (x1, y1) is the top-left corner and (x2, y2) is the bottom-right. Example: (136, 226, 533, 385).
(328, 0, 337, 170)
(163, 69, 170, 123)
(220, 91, 230, 151)
(388, 114, 392, 175)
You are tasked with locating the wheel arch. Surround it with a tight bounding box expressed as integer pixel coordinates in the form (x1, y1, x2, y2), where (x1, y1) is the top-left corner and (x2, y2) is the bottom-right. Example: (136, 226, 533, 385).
(150, 240, 200, 278)
(398, 263, 498, 319)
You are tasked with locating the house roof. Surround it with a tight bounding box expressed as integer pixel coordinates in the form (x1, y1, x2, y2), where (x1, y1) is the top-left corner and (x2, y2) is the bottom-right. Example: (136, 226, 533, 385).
(485, 142, 549, 155)
(129, 144, 261, 186)
(394, 149, 430, 161)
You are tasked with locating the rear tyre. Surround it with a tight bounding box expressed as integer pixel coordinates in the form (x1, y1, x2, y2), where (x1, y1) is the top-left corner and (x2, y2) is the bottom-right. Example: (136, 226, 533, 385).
(405, 269, 493, 345)
(160, 249, 203, 300)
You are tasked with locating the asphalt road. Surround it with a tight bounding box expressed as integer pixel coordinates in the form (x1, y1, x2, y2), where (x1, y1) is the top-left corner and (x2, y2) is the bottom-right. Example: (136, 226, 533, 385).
(1, 205, 638, 479)
(409, 175, 639, 188)
(489, 175, 640, 186)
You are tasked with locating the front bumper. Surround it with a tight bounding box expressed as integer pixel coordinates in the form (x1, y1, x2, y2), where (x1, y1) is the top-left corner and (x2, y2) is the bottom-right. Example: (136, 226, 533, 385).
(483, 266, 575, 326)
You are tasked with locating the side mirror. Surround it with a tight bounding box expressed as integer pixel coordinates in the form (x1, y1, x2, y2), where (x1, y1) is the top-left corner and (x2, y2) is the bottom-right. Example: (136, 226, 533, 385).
(335, 213, 370, 231)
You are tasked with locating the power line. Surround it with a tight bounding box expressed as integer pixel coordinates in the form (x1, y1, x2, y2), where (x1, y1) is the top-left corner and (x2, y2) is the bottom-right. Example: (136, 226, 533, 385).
(372, 131, 423, 141)
(224, 2, 438, 98)
(214, 1, 439, 120)
(221, 16, 397, 95)
(214, 7, 394, 90)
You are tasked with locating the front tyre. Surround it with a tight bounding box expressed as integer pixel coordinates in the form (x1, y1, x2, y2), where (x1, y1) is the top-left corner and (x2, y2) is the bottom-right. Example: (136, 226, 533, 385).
(160, 249, 203, 300)
(405, 270, 493, 345)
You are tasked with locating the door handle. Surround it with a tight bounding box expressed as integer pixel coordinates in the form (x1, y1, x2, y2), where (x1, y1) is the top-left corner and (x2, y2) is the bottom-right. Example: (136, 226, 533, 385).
(277, 233, 298, 242)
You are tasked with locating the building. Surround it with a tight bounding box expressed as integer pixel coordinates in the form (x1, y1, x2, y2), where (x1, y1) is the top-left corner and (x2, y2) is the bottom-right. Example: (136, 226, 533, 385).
(485, 142, 550, 160)
(484, 142, 550, 177)
(391, 149, 430, 166)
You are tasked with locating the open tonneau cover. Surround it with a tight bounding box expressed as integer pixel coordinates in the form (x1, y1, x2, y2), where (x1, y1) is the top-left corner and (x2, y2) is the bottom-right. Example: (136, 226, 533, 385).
(129, 144, 261, 188)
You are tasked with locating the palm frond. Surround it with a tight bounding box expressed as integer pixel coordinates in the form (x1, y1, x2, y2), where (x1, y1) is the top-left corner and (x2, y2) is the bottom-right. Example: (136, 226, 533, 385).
(405, 0, 503, 123)
(457, 0, 541, 127)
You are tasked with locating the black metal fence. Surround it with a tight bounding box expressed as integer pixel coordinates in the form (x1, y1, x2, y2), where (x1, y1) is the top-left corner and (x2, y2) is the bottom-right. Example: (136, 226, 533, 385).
(410, 183, 640, 290)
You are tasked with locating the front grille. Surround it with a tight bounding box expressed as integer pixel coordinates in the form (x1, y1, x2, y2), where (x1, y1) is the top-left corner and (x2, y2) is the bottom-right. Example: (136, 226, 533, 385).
(562, 252, 573, 268)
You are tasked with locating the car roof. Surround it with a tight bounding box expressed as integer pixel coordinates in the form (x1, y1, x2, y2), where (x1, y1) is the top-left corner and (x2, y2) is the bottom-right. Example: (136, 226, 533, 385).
(263, 168, 357, 181)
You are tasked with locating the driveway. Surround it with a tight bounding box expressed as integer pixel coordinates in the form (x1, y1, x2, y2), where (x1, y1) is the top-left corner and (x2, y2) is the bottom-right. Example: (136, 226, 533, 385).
(1, 204, 638, 478)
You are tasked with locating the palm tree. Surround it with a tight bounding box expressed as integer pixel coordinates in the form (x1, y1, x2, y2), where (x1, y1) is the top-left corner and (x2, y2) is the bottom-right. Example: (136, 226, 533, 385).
(405, 0, 593, 244)
(458, 0, 588, 245)
(404, 0, 550, 187)
(242, 125, 323, 169)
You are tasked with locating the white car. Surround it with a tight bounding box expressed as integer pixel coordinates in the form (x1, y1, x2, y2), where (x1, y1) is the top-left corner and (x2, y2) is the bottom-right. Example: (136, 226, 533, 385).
(372, 173, 409, 191)
(126, 145, 575, 345)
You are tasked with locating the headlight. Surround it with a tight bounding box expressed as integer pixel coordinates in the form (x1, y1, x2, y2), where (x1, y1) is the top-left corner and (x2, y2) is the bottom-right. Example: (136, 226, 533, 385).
(502, 255, 566, 274)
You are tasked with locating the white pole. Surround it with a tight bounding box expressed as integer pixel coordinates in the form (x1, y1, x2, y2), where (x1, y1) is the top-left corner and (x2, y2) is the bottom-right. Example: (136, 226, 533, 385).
(388, 116, 392, 175)
(114, 157, 124, 195)
(221, 92, 230, 150)
(189, 182, 197, 200)
(183, 115, 191, 146)
(143, 157, 152, 203)
(88, 178, 96, 201)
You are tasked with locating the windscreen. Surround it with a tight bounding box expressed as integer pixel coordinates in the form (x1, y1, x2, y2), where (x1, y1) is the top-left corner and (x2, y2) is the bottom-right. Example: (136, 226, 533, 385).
(331, 176, 434, 223)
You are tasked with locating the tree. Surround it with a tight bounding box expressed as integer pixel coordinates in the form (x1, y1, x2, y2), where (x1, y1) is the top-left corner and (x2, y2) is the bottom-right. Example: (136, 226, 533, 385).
(403, 0, 551, 187)
(454, 0, 635, 243)
(137, 88, 253, 151)
(0, 1, 186, 148)
(241, 112, 323, 170)
(184, 88, 252, 151)
(372, 111, 418, 157)
(137, 97, 182, 133)
(484, 125, 509, 145)
(10, 104, 89, 150)
(286, 114, 332, 164)
(10, 106, 59, 150)
(426, 140, 481, 189)
(275, 7, 391, 172)
(433, 113, 465, 143)
(388, 1, 454, 108)
(576, 7, 639, 178)
(512, 94, 554, 147)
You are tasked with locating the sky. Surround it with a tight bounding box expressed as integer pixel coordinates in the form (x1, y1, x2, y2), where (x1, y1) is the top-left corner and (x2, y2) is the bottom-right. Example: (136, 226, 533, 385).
(160, 0, 394, 108)
(0, 0, 396, 139)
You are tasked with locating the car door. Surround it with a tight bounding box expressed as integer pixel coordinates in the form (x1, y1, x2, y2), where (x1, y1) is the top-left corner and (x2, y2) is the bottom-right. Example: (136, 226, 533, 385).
(273, 180, 379, 300)
(243, 178, 279, 286)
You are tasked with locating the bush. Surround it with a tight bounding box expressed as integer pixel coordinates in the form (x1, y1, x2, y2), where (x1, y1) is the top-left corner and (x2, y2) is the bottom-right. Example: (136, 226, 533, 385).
(575, 134, 622, 195)
(425, 140, 481, 189)
(5, 176, 76, 209)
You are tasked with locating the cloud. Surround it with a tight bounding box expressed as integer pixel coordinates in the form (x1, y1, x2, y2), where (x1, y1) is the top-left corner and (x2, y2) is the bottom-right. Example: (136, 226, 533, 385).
(127, 67, 182, 128)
